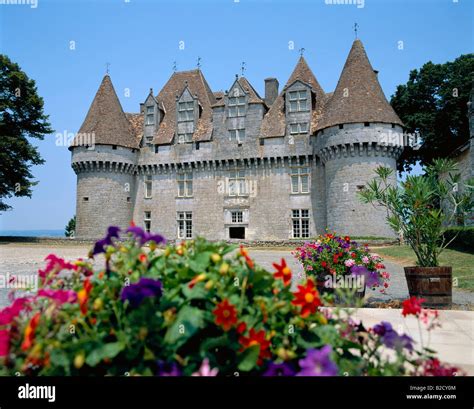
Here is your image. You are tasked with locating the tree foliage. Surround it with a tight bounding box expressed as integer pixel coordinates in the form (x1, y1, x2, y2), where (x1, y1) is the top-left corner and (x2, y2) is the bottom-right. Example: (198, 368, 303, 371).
(0, 54, 53, 211)
(65, 215, 76, 238)
(391, 54, 474, 173)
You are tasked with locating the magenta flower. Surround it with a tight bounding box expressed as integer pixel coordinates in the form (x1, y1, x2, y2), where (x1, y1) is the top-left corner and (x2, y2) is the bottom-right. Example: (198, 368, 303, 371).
(0, 297, 30, 326)
(38, 289, 77, 305)
(0, 329, 9, 357)
(296, 346, 338, 376)
(39, 254, 78, 284)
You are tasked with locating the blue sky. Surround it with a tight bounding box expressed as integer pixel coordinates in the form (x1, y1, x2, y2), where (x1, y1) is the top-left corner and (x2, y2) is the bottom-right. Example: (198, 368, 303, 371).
(0, 0, 472, 230)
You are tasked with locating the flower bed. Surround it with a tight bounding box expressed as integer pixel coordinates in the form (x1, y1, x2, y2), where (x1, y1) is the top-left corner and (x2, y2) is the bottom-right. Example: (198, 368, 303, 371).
(0, 227, 461, 376)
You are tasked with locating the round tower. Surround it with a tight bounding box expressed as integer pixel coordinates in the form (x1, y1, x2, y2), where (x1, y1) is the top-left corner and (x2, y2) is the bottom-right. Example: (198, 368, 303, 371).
(315, 40, 404, 238)
(70, 75, 139, 239)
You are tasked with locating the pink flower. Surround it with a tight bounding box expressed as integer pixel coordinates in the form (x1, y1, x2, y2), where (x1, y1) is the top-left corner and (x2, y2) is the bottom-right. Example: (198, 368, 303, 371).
(361, 256, 370, 264)
(0, 329, 10, 357)
(0, 297, 30, 326)
(192, 358, 219, 376)
(39, 254, 78, 284)
(306, 265, 313, 271)
(344, 259, 355, 267)
(38, 289, 77, 305)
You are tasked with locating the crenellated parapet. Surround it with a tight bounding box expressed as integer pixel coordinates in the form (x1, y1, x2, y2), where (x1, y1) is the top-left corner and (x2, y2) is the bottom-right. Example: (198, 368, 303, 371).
(318, 142, 403, 164)
(71, 160, 137, 175)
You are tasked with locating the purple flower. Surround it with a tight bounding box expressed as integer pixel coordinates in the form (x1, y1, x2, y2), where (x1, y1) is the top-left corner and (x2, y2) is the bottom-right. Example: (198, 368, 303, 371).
(351, 265, 380, 287)
(121, 277, 162, 308)
(156, 361, 181, 376)
(263, 362, 296, 376)
(92, 226, 121, 255)
(373, 321, 414, 351)
(126, 226, 166, 246)
(296, 346, 338, 376)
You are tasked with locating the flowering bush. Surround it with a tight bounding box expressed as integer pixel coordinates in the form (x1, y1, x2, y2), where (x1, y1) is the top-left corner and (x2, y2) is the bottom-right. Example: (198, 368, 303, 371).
(293, 234, 390, 295)
(0, 227, 461, 376)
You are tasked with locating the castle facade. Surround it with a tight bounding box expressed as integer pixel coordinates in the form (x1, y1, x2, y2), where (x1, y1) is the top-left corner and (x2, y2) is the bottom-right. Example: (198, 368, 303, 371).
(71, 40, 404, 240)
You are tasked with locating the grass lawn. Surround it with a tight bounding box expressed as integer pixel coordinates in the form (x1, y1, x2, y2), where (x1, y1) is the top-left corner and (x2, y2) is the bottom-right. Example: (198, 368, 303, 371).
(376, 245, 474, 292)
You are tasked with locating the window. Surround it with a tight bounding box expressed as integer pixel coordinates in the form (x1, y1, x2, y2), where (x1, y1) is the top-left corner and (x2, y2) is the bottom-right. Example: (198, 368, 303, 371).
(231, 210, 243, 223)
(228, 96, 246, 117)
(146, 106, 154, 125)
(195, 142, 200, 150)
(144, 175, 152, 198)
(339, 124, 344, 130)
(292, 209, 310, 238)
(228, 170, 247, 196)
(229, 129, 245, 143)
(83, 197, 89, 202)
(289, 122, 308, 135)
(155, 145, 159, 153)
(364, 122, 370, 127)
(144, 211, 151, 233)
(177, 172, 193, 197)
(288, 90, 308, 112)
(177, 211, 192, 239)
(178, 101, 194, 122)
(290, 166, 310, 193)
(112, 145, 117, 150)
(177, 133, 193, 144)
(127, 197, 131, 202)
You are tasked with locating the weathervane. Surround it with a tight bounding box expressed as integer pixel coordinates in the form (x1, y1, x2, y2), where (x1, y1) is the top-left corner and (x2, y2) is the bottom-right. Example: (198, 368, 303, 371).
(197, 57, 202, 70)
(354, 23, 359, 39)
(299, 48, 305, 57)
(241, 61, 246, 77)
(105, 62, 110, 75)
(173, 61, 177, 72)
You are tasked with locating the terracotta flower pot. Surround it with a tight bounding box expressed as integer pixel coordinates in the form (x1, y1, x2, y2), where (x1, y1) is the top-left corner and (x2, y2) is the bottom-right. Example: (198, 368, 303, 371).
(404, 266, 452, 308)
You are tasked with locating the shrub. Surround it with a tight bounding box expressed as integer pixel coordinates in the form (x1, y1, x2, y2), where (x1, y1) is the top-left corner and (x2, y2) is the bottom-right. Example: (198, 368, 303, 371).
(0, 226, 462, 376)
(443, 226, 474, 253)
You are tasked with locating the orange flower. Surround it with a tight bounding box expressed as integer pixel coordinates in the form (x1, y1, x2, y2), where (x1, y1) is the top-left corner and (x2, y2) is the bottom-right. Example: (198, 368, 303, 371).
(213, 299, 238, 331)
(138, 253, 147, 263)
(292, 279, 322, 318)
(239, 245, 254, 269)
(77, 278, 93, 315)
(272, 258, 292, 286)
(239, 328, 271, 366)
(21, 313, 41, 351)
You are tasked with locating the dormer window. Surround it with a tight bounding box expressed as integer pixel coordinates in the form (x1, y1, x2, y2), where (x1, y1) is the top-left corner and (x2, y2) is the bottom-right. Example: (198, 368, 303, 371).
(289, 122, 308, 135)
(146, 106, 155, 125)
(178, 101, 194, 122)
(228, 96, 246, 117)
(289, 90, 308, 112)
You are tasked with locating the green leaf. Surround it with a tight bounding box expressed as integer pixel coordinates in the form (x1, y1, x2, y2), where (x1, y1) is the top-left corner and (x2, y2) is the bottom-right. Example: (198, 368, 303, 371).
(188, 252, 212, 273)
(182, 283, 207, 300)
(164, 306, 205, 348)
(237, 345, 260, 372)
(86, 342, 125, 367)
(50, 350, 70, 373)
(200, 335, 229, 354)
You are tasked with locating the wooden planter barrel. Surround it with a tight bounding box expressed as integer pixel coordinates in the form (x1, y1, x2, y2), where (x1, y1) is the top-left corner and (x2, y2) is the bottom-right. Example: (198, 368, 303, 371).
(404, 266, 452, 308)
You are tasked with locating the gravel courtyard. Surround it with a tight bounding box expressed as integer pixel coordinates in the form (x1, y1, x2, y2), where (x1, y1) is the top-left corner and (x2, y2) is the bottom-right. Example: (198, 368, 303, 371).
(1, 243, 473, 308)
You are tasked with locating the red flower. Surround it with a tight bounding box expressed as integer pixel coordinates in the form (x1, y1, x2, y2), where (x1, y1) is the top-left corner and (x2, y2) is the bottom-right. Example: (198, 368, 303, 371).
(292, 279, 322, 318)
(77, 278, 93, 315)
(351, 253, 357, 258)
(272, 258, 292, 286)
(213, 299, 238, 331)
(344, 236, 351, 242)
(138, 253, 147, 263)
(239, 328, 271, 366)
(21, 312, 41, 351)
(239, 245, 254, 269)
(321, 261, 327, 268)
(237, 322, 247, 334)
(333, 255, 339, 264)
(402, 296, 425, 317)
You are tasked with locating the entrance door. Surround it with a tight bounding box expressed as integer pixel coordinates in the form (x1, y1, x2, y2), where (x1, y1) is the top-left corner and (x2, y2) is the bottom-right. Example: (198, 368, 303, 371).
(229, 226, 245, 239)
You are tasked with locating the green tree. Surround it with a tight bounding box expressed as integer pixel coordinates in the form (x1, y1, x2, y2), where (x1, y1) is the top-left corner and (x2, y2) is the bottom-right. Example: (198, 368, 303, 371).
(65, 215, 76, 238)
(0, 54, 53, 211)
(391, 54, 474, 173)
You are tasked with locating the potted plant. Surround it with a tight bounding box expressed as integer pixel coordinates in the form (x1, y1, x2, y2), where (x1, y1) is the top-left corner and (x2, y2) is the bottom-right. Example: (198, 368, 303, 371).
(359, 159, 474, 307)
(292, 234, 390, 302)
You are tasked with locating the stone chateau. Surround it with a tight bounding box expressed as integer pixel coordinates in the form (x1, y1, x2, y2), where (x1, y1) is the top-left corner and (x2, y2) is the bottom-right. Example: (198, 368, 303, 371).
(70, 39, 405, 240)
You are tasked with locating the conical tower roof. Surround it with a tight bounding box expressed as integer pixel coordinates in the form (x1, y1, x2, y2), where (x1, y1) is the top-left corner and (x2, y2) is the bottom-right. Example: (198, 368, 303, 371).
(261, 56, 327, 138)
(316, 40, 403, 131)
(72, 75, 138, 149)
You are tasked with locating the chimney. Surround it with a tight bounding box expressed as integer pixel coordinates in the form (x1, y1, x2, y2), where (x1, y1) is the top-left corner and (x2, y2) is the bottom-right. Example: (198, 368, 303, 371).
(264, 77, 279, 107)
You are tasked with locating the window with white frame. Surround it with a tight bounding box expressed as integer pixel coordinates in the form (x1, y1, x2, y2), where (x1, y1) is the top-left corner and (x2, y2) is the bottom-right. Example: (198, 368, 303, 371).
(177, 133, 193, 144)
(288, 90, 308, 112)
(177, 211, 192, 239)
(144, 175, 152, 198)
(177, 172, 193, 197)
(231, 210, 243, 224)
(146, 106, 155, 125)
(178, 101, 194, 122)
(290, 166, 309, 193)
(289, 122, 309, 135)
(229, 129, 245, 143)
(228, 170, 247, 196)
(144, 211, 151, 233)
(228, 96, 246, 117)
(292, 209, 310, 238)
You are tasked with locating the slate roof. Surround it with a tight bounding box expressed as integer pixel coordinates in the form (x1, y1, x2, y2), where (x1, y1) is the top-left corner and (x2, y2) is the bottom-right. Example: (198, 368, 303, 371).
(212, 76, 265, 107)
(72, 75, 139, 149)
(315, 40, 403, 131)
(260, 56, 327, 138)
(153, 69, 216, 145)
